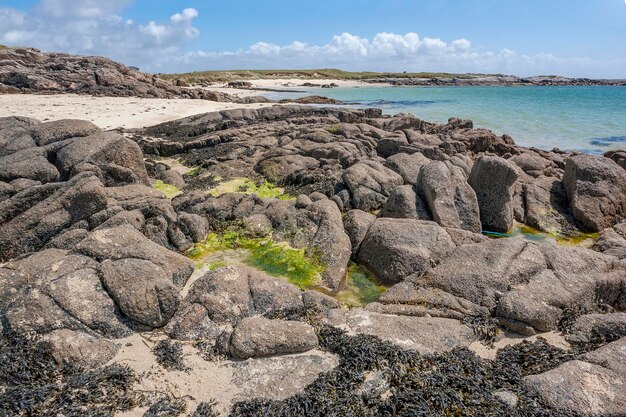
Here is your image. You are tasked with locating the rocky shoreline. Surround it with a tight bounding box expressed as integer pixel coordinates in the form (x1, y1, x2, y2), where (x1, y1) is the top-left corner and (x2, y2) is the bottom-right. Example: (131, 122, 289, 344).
(1, 102, 625, 416)
(366, 75, 626, 87)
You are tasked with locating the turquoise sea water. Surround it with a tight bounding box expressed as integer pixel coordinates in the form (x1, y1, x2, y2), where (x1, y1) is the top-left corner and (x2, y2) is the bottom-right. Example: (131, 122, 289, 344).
(266, 86, 626, 154)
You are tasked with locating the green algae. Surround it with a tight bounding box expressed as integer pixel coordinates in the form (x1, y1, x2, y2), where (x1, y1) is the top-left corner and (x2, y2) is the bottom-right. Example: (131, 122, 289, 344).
(152, 180, 182, 199)
(483, 222, 599, 246)
(334, 263, 388, 307)
(187, 232, 323, 288)
(206, 177, 294, 200)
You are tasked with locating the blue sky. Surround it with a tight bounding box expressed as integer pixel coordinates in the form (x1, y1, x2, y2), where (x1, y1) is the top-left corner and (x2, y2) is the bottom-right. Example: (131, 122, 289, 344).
(1, 0, 625, 77)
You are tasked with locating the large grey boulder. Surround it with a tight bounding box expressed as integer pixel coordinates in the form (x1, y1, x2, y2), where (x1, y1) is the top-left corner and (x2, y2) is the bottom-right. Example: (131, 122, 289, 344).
(229, 316, 318, 359)
(343, 209, 376, 256)
(0, 173, 108, 261)
(56, 132, 149, 186)
(417, 161, 481, 232)
(523, 176, 579, 236)
(326, 308, 476, 354)
(30, 119, 100, 146)
(342, 160, 404, 211)
(0, 147, 59, 184)
(2, 250, 133, 337)
(356, 218, 456, 285)
(379, 185, 430, 220)
(468, 155, 518, 232)
(524, 337, 626, 416)
(384, 152, 431, 184)
(417, 238, 546, 310)
(41, 329, 119, 368)
(563, 154, 626, 231)
(100, 258, 179, 328)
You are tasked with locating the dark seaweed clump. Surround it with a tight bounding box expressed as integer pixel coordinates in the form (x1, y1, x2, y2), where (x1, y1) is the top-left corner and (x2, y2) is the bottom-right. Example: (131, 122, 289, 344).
(0, 330, 140, 416)
(144, 397, 186, 417)
(153, 339, 188, 371)
(230, 325, 575, 417)
(190, 400, 220, 417)
(463, 313, 499, 347)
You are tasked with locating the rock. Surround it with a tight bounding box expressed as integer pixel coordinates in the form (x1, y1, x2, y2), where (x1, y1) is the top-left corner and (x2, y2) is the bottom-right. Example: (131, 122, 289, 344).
(41, 329, 118, 368)
(417, 161, 481, 232)
(326, 308, 476, 354)
(0, 147, 59, 184)
(384, 152, 431, 184)
(563, 154, 626, 231)
(232, 351, 339, 401)
(100, 258, 180, 328)
(76, 224, 193, 284)
(165, 303, 224, 341)
(2, 250, 132, 337)
(524, 176, 579, 236)
(0, 47, 264, 102)
(342, 160, 404, 211)
(379, 185, 430, 220)
(468, 155, 518, 232)
(343, 209, 376, 257)
(0, 173, 108, 261)
(510, 152, 553, 177)
(30, 119, 100, 146)
(566, 313, 626, 347)
(229, 317, 318, 359)
(594, 225, 626, 258)
(56, 132, 149, 186)
(524, 337, 626, 416)
(417, 238, 546, 310)
(356, 218, 456, 285)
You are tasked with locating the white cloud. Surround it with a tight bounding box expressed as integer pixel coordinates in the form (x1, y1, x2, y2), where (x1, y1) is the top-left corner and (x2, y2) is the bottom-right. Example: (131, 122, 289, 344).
(0, 1, 199, 71)
(0, 1, 624, 78)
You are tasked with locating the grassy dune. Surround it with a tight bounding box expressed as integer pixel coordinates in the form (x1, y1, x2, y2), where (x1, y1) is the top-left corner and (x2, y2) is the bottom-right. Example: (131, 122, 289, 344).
(160, 68, 487, 83)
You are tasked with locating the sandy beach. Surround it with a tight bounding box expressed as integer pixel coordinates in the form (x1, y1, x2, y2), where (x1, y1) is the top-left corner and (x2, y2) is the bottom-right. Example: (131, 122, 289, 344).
(0, 93, 277, 130)
(0, 79, 373, 129)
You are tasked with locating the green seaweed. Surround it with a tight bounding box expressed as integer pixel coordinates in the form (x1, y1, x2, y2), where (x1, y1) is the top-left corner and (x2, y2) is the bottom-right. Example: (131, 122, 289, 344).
(152, 180, 182, 199)
(335, 263, 387, 307)
(207, 177, 293, 200)
(483, 222, 599, 246)
(186, 232, 323, 288)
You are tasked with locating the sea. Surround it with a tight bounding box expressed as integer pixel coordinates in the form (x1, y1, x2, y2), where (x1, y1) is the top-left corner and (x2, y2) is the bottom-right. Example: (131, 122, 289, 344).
(265, 86, 626, 154)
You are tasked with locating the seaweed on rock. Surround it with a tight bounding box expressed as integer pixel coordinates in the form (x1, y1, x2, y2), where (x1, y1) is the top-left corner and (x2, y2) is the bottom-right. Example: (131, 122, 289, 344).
(0, 331, 140, 417)
(188, 401, 220, 417)
(230, 325, 575, 417)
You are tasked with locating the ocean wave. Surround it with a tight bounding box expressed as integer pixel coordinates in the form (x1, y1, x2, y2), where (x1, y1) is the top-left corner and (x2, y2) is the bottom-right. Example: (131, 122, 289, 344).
(355, 99, 456, 106)
(589, 136, 626, 147)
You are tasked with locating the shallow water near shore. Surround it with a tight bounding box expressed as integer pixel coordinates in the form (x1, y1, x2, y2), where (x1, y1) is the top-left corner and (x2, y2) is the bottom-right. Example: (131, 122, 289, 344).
(266, 86, 626, 154)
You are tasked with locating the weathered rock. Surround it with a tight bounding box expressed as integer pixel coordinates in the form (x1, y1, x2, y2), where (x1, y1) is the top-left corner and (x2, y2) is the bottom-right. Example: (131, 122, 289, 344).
(510, 152, 553, 177)
(417, 161, 481, 232)
(56, 132, 149, 186)
(232, 351, 339, 401)
(0, 173, 108, 261)
(525, 337, 626, 416)
(468, 155, 518, 232)
(563, 154, 626, 231)
(100, 258, 180, 328)
(342, 160, 404, 211)
(524, 176, 579, 236)
(566, 313, 626, 347)
(384, 152, 431, 184)
(356, 218, 456, 285)
(379, 185, 430, 220)
(229, 316, 318, 359)
(30, 119, 100, 146)
(326, 308, 477, 354)
(41, 329, 119, 368)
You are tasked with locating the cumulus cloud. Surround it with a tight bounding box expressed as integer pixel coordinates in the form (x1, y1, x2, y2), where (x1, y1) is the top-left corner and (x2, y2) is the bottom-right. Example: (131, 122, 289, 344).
(0, 1, 623, 78)
(0, 1, 199, 71)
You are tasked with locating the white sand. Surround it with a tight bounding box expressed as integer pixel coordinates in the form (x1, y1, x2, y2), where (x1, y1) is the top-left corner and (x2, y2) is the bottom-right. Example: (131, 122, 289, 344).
(0, 93, 274, 130)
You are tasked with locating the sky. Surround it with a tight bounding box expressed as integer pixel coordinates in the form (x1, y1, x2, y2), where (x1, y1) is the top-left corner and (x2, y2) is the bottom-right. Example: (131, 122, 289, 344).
(0, 0, 625, 77)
